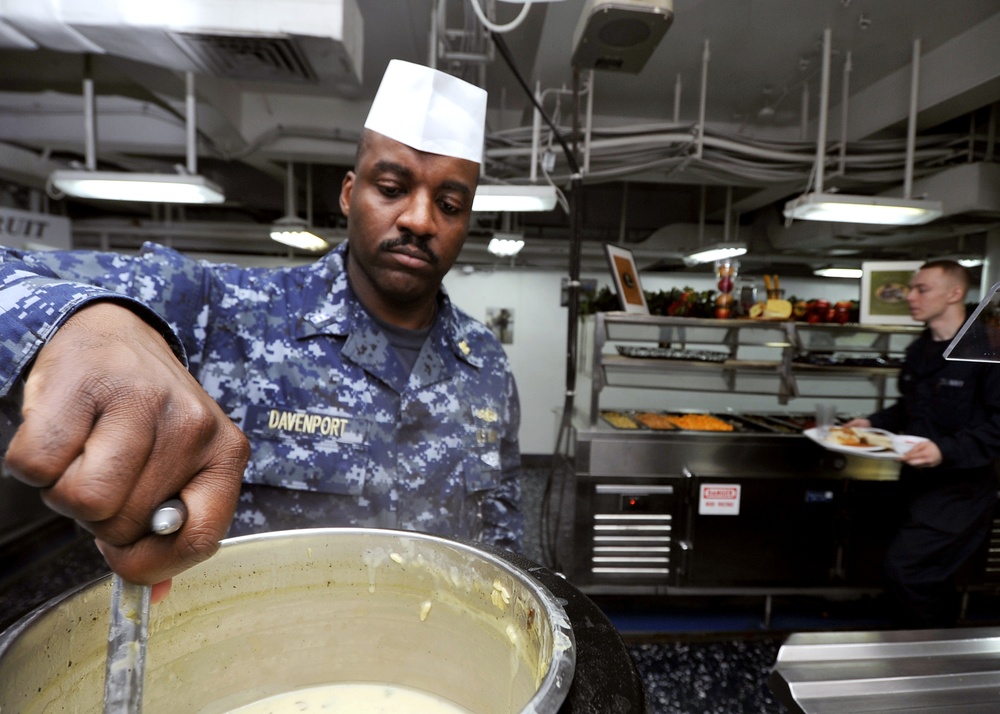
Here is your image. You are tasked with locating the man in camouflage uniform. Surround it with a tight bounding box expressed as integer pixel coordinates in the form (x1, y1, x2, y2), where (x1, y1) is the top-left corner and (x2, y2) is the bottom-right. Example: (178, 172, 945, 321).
(0, 60, 523, 587)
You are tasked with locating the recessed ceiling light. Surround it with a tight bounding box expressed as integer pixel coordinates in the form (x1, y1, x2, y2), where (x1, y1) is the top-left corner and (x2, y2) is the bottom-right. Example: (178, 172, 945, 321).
(814, 267, 863, 279)
(685, 242, 747, 264)
(269, 216, 328, 251)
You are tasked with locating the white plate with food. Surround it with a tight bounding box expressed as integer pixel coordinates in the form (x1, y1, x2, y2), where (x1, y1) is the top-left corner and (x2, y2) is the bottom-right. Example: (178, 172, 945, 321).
(890, 433, 931, 456)
(803, 426, 920, 459)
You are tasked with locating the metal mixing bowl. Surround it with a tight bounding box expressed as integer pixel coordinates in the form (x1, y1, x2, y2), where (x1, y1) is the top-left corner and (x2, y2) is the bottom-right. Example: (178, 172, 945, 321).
(0, 528, 576, 713)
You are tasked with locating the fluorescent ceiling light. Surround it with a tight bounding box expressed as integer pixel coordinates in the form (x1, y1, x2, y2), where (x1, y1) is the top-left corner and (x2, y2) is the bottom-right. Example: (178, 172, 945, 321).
(936, 255, 985, 268)
(473, 185, 558, 213)
(270, 217, 329, 252)
(814, 267, 863, 279)
(271, 229, 328, 251)
(50, 170, 225, 204)
(488, 234, 525, 257)
(783, 192, 943, 226)
(685, 242, 747, 264)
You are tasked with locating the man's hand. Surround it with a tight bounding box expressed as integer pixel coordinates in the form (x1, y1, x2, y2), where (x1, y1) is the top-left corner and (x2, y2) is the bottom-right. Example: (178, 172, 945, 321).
(4, 302, 250, 586)
(842, 417, 943, 467)
(900, 439, 943, 468)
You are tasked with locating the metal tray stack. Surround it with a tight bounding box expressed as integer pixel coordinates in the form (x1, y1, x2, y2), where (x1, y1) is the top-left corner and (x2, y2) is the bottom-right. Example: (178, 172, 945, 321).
(792, 352, 903, 368)
(615, 345, 729, 362)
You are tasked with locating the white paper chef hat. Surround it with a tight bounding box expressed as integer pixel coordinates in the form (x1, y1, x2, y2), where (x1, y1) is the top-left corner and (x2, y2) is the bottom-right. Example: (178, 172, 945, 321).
(364, 59, 487, 164)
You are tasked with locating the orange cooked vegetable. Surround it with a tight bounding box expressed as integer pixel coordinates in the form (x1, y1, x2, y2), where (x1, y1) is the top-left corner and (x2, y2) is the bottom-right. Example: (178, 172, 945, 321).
(665, 413, 734, 432)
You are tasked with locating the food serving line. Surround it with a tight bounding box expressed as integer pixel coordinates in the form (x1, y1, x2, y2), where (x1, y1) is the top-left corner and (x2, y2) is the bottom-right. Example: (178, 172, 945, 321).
(559, 409, 998, 619)
(556, 407, 1000, 713)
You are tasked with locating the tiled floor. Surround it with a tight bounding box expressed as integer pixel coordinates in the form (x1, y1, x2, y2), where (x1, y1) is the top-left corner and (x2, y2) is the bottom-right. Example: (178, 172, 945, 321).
(629, 637, 788, 714)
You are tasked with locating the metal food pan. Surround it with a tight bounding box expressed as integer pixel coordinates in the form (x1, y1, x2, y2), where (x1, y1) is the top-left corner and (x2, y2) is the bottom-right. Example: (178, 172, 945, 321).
(726, 413, 796, 433)
(659, 412, 741, 432)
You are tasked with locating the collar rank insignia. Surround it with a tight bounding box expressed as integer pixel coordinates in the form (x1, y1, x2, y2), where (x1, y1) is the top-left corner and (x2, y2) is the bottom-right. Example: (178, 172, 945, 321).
(474, 407, 499, 423)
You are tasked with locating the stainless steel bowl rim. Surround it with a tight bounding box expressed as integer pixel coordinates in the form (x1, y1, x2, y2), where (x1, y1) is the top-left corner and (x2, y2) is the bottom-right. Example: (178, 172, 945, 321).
(0, 527, 577, 714)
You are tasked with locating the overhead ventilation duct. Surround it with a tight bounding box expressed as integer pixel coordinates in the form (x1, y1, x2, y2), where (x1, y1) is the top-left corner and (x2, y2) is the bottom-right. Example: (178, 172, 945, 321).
(0, 0, 364, 90)
(572, 0, 674, 73)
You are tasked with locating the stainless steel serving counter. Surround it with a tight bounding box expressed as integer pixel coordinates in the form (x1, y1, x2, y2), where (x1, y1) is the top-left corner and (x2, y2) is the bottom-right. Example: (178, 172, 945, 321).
(769, 627, 1000, 713)
(558, 413, 916, 600)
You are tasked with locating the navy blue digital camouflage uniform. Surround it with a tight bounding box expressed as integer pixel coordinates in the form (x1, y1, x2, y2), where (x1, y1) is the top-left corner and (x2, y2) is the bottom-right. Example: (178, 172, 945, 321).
(0, 241, 524, 551)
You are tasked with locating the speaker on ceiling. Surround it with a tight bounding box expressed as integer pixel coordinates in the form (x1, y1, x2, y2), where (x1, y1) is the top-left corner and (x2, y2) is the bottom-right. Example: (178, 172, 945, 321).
(571, 0, 674, 73)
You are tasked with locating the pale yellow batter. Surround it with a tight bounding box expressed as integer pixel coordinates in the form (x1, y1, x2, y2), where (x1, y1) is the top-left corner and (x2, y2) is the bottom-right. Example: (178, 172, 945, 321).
(226, 682, 475, 713)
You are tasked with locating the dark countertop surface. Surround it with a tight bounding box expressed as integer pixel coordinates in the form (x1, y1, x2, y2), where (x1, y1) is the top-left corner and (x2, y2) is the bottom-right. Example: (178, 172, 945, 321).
(0, 516, 110, 634)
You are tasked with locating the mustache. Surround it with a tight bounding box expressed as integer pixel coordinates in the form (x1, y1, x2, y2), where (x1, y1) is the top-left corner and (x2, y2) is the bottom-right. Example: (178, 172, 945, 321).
(380, 234, 440, 266)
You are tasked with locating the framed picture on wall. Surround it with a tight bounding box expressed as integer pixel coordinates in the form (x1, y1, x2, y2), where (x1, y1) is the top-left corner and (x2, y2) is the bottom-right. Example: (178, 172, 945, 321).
(860, 261, 922, 325)
(604, 243, 649, 314)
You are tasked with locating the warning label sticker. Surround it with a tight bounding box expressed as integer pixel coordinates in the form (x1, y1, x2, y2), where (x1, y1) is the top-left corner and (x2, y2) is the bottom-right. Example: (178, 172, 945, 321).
(698, 483, 741, 515)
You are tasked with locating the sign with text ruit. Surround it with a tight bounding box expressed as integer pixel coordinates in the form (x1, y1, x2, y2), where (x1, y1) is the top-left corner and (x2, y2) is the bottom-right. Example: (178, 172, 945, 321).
(0, 206, 71, 250)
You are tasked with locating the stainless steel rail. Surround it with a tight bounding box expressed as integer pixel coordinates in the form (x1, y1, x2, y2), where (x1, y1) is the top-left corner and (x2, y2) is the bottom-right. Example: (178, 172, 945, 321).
(770, 627, 1000, 713)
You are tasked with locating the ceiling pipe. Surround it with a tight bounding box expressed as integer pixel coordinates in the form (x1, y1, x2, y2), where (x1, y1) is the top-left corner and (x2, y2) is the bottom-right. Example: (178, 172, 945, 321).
(837, 51, 852, 176)
(531, 81, 541, 183)
(82, 56, 97, 171)
(903, 39, 921, 199)
(673, 73, 682, 124)
(285, 162, 297, 218)
(583, 70, 594, 174)
(696, 39, 709, 159)
(185, 71, 198, 175)
(814, 28, 832, 194)
(429, 0, 440, 68)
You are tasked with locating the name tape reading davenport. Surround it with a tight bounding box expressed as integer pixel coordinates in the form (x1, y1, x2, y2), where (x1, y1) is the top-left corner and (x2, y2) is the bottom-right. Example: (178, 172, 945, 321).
(244, 405, 362, 444)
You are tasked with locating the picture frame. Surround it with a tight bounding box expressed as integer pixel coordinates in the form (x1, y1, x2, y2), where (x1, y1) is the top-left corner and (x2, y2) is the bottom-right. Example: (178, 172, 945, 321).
(604, 243, 649, 314)
(860, 260, 923, 325)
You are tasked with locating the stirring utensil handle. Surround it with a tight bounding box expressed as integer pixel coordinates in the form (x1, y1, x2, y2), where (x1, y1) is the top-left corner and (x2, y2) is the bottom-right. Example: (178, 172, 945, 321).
(150, 499, 186, 535)
(103, 498, 187, 714)
(104, 577, 149, 714)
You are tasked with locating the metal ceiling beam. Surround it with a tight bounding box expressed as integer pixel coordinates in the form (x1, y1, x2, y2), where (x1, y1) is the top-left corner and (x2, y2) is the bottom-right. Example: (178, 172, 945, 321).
(829, 10, 1000, 139)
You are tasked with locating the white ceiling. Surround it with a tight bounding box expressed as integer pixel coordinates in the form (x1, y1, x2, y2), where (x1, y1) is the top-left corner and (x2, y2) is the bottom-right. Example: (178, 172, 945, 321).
(1, 0, 999, 274)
